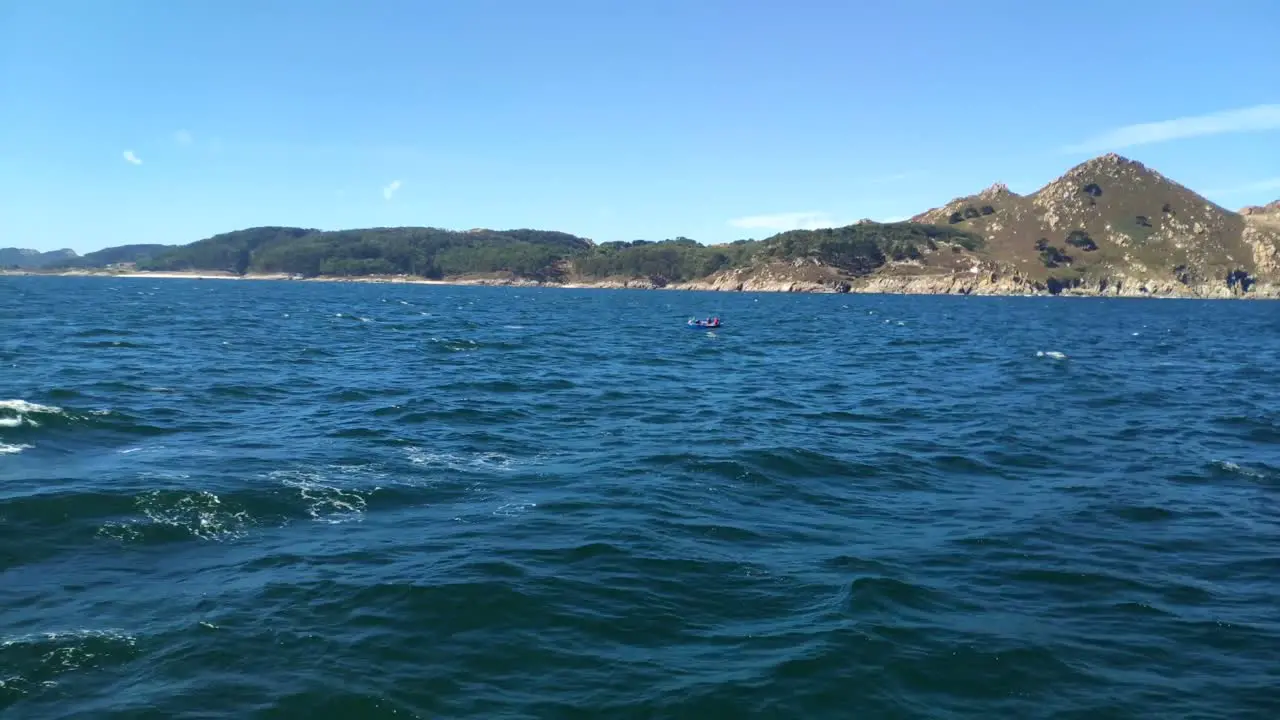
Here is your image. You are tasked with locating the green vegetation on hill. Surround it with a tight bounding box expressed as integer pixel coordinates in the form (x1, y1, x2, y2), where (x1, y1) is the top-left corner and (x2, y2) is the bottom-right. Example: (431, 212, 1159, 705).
(573, 237, 757, 282)
(757, 223, 983, 274)
(57, 244, 172, 268)
(123, 222, 984, 283)
(11, 155, 1280, 298)
(139, 226, 595, 279)
(141, 227, 319, 274)
(0, 247, 77, 269)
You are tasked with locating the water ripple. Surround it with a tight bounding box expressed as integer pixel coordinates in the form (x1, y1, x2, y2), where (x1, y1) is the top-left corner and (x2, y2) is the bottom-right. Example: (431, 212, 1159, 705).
(2, 278, 1280, 717)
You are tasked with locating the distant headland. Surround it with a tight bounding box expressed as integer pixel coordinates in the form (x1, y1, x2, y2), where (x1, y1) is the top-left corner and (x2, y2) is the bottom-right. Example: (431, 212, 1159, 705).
(6, 153, 1280, 299)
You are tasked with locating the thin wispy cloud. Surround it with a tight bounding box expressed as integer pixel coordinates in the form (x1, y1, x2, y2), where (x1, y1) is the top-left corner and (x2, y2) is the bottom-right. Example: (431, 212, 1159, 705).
(1063, 103, 1280, 153)
(173, 129, 194, 146)
(122, 150, 142, 165)
(382, 180, 402, 200)
(729, 212, 848, 232)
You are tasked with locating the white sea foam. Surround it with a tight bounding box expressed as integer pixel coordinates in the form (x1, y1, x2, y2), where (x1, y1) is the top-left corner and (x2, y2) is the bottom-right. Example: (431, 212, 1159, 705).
(0, 443, 32, 455)
(1037, 351, 1067, 360)
(493, 501, 537, 517)
(1, 628, 137, 651)
(404, 447, 520, 472)
(270, 468, 372, 524)
(0, 399, 64, 440)
(0, 399, 62, 415)
(0, 628, 138, 693)
(1215, 460, 1266, 479)
(130, 490, 252, 541)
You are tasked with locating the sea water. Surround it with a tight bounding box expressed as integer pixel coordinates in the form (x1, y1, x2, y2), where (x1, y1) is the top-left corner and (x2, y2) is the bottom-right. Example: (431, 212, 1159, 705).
(1, 276, 1277, 718)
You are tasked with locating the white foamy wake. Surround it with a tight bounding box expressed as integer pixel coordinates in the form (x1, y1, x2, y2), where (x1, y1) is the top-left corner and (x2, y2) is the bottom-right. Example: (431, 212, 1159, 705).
(0, 443, 33, 455)
(1036, 350, 1067, 360)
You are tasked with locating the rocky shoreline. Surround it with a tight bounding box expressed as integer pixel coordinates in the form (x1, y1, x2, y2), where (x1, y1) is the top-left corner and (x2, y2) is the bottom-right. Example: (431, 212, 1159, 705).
(4, 268, 1276, 299)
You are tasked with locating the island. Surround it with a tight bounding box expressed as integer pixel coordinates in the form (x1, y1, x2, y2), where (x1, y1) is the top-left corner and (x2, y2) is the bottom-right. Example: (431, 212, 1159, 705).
(6, 153, 1280, 299)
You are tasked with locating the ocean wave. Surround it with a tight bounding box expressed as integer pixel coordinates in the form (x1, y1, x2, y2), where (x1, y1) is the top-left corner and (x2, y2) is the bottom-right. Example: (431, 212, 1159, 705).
(403, 447, 523, 473)
(98, 489, 255, 543)
(0, 628, 139, 700)
(6, 280, 1280, 717)
(270, 469, 373, 524)
(0, 400, 65, 431)
(0, 400, 63, 415)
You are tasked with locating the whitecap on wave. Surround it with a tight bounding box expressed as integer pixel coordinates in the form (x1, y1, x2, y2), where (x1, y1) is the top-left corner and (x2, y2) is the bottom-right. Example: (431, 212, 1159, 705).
(99, 489, 253, 542)
(404, 447, 522, 472)
(0, 399, 64, 428)
(0, 628, 138, 695)
(269, 466, 383, 524)
(0, 399, 79, 453)
(493, 501, 537, 517)
(0, 399, 62, 415)
(1214, 460, 1268, 480)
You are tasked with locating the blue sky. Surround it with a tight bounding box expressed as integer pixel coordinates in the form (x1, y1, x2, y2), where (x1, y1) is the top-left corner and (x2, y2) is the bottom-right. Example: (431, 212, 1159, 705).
(2, 0, 1279, 252)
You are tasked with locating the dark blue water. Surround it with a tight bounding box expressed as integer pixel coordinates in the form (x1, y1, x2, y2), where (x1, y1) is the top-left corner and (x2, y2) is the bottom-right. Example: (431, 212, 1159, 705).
(2, 276, 1278, 719)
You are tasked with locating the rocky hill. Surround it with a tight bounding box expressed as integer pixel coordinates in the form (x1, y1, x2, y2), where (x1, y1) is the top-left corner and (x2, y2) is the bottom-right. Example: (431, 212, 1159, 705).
(0, 247, 78, 269)
(1242, 200, 1280, 231)
(60, 244, 173, 268)
(910, 154, 1280, 297)
(1241, 200, 1280, 215)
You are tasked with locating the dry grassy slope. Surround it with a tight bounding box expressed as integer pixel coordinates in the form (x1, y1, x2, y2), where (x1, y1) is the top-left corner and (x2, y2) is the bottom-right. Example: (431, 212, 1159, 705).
(912, 154, 1280, 285)
(910, 182, 1038, 275)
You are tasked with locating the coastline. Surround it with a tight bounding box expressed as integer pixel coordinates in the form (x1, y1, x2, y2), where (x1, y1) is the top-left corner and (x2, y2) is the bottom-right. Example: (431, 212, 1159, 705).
(3, 268, 1276, 299)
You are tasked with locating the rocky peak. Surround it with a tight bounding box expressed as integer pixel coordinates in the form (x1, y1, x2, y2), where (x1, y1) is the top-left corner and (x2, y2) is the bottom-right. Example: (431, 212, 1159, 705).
(1062, 153, 1156, 181)
(977, 182, 1015, 200)
(1241, 200, 1280, 216)
(1092, 152, 1139, 167)
(1035, 153, 1181, 209)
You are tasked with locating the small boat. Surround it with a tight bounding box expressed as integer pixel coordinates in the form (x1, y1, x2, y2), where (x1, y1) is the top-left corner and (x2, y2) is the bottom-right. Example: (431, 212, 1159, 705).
(687, 318, 722, 329)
